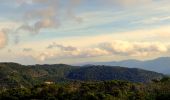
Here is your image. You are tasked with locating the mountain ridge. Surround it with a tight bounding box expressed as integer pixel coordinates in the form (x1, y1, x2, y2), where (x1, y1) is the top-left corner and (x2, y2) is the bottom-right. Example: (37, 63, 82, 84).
(80, 57, 170, 74)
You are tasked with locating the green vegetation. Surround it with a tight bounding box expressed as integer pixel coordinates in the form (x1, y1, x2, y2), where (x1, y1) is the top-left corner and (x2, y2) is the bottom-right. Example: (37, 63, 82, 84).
(0, 63, 164, 89)
(67, 66, 164, 82)
(0, 63, 76, 88)
(0, 63, 169, 100)
(0, 77, 170, 100)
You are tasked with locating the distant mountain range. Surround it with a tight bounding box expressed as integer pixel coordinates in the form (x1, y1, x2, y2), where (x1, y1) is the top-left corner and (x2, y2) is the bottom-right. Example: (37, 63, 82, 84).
(83, 57, 170, 74)
(0, 63, 164, 88)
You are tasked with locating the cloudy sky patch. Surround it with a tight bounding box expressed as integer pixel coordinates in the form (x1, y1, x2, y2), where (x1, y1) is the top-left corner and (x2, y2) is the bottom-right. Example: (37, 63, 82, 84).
(0, 0, 170, 64)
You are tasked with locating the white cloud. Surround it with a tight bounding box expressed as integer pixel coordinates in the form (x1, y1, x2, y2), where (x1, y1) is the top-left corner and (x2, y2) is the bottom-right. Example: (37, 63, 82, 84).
(16, 0, 82, 34)
(35, 52, 56, 61)
(133, 16, 170, 24)
(23, 48, 32, 52)
(0, 31, 7, 49)
(99, 41, 169, 56)
(47, 42, 77, 51)
(33, 44, 110, 61)
(102, 0, 153, 7)
(31, 41, 170, 62)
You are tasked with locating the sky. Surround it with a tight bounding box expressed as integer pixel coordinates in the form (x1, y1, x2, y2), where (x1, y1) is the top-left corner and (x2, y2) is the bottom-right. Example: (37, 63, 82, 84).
(0, 0, 170, 65)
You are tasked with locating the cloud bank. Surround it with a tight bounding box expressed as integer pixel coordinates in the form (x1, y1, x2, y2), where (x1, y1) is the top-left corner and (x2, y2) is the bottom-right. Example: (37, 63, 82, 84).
(33, 40, 170, 61)
(99, 41, 168, 56)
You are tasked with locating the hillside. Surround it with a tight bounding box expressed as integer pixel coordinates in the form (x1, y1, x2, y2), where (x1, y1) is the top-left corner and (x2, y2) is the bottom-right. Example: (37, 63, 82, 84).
(0, 63, 164, 88)
(67, 65, 163, 82)
(0, 63, 76, 88)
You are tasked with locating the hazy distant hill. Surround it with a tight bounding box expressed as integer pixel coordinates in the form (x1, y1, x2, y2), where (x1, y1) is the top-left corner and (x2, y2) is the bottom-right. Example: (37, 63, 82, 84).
(0, 63, 164, 88)
(88, 57, 170, 74)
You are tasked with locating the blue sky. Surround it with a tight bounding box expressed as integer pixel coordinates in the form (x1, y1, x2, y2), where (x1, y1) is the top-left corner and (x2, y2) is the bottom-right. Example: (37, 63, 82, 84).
(0, 0, 170, 64)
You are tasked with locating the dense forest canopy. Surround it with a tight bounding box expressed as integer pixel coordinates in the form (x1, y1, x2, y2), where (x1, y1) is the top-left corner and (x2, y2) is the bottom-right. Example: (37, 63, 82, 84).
(0, 77, 170, 100)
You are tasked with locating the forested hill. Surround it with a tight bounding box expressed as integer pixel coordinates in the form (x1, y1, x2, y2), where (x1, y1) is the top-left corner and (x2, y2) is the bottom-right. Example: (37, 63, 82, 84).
(0, 62, 164, 88)
(67, 66, 164, 82)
